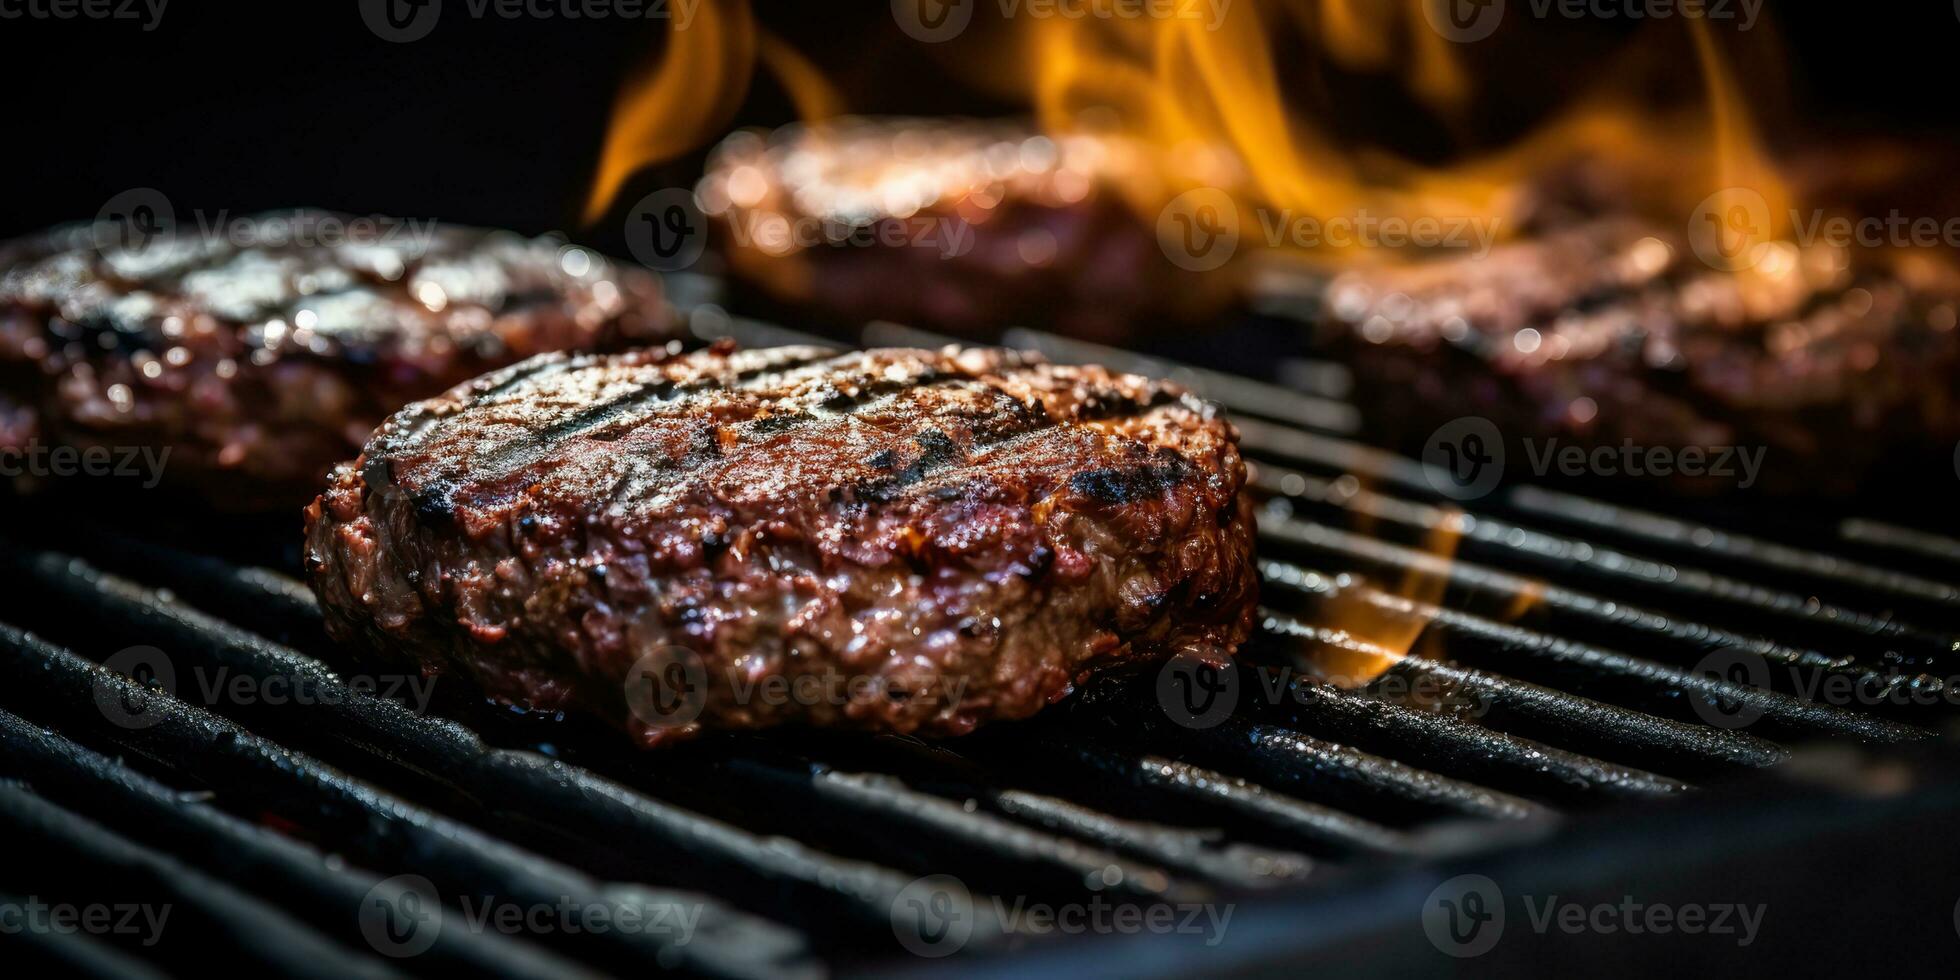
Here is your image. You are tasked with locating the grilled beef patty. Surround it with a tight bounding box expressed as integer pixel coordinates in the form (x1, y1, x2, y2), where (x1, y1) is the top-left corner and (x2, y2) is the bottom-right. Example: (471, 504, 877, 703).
(0, 211, 673, 507)
(697, 118, 1243, 341)
(304, 344, 1257, 745)
(1271, 218, 1960, 495)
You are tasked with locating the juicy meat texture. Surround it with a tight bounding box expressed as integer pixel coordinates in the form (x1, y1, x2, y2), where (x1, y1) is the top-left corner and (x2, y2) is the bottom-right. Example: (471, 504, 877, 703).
(697, 117, 1243, 342)
(0, 211, 673, 507)
(304, 345, 1258, 746)
(1276, 217, 1960, 494)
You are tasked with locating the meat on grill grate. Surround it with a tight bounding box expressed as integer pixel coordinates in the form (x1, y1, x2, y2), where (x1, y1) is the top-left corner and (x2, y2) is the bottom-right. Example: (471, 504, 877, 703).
(1268, 217, 1960, 495)
(696, 117, 1242, 342)
(0, 211, 674, 507)
(303, 344, 1259, 746)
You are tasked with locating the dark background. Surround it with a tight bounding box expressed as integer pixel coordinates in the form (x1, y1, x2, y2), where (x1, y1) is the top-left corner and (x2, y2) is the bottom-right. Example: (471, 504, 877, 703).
(1, 1, 1956, 251)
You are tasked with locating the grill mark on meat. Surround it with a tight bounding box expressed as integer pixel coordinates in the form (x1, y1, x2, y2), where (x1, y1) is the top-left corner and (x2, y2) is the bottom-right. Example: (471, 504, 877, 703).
(458, 347, 845, 474)
(1068, 457, 1193, 504)
(305, 344, 1256, 745)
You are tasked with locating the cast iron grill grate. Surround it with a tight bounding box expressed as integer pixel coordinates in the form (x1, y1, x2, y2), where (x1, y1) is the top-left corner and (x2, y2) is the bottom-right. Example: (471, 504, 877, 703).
(1, 305, 1957, 978)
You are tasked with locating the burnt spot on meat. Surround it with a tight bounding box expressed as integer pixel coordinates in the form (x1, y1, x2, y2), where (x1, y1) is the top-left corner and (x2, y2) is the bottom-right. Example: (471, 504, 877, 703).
(1067, 460, 1191, 505)
(852, 429, 967, 503)
(303, 344, 1256, 746)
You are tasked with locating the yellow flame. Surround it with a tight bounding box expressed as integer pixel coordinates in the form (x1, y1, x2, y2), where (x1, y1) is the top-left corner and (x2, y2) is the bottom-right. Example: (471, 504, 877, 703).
(583, 0, 756, 224)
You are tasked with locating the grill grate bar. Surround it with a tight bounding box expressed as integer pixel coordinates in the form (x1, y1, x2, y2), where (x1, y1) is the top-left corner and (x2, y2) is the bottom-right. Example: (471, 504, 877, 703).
(1253, 668, 1692, 802)
(1, 892, 175, 980)
(0, 781, 400, 980)
(1256, 529, 1867, 679)
(1253, 469, 1955, 653)
(0, 623, 822, 980)
(1840, 518, 1960, 568)
(1507, 486, 1960, 609)
(1259, 565, 1931, 746)
(1027, 741, 1418, 857)
(0, 710, 600, 980)
(1256, 611, 1795, 770)
(997, 327, 1363, 433)
(705, 757, 1206, 904)
(1061, 684, 1551, 826)
(984, 789, 1314, 889)
(0, 544, 983, 931)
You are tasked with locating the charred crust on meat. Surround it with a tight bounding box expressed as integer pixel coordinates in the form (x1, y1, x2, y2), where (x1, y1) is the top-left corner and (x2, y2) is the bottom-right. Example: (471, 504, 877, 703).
(303, 345, 1258, 746)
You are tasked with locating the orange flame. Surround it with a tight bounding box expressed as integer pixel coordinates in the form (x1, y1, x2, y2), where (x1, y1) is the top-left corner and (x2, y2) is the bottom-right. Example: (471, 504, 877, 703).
(584, 0, 757, 224)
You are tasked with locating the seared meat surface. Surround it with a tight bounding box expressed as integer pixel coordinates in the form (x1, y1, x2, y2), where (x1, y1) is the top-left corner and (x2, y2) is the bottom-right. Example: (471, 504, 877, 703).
(697, 117, 1242, 341)
(304, 345, 1257, 746)
(1270, 219, 1960, 494)
(0, 211, 673, 506)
